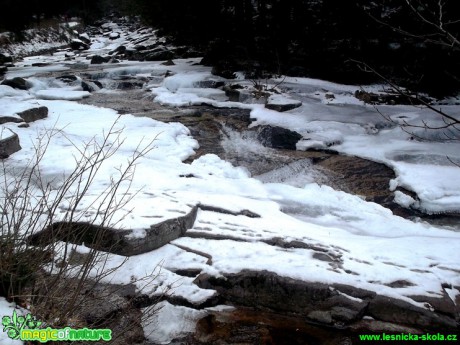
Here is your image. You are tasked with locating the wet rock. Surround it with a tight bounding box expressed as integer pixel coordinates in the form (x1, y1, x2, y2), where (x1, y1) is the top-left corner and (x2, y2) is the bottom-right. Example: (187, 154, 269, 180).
(116, 81, 144, 90)
(81, 80, 102, 92)
(195, 271, 368, 326)
(195, 270, 458, 332)
(193, 308, 354, 345)
(0, 128, 21, 159)
(0, 66, 8, 75)
(1, 77, 30, 90)
(90, 55, 110, 64)
(255, 125, 302, 150)
(16, 106, 48, 122)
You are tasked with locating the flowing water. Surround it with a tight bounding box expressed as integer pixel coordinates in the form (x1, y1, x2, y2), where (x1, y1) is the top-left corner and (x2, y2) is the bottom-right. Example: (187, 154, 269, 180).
(76, 83, 460, 231)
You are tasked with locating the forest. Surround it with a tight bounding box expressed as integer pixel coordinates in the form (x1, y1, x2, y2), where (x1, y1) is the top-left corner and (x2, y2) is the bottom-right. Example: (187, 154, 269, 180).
(1, 0, 459, 96)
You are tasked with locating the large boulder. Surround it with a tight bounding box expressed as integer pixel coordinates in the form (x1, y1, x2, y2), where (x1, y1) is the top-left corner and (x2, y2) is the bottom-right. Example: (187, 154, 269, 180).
(255, 125, 302, 150)
(195, 271, 458, 331)
(27, 205, 199, 256)
(195, 271, 369, 327)
(1, 77, 30, 90)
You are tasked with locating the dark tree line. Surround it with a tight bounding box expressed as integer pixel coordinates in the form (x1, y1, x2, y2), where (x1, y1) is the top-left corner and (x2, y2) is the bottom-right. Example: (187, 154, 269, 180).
(0, 0, 106, 31)
(116, 0, 458, 96)
(1, 0, 458, 96)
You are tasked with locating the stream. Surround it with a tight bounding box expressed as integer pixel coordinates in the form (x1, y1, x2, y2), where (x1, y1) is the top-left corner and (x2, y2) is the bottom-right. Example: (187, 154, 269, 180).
(77, 84, 460, 231)
(16, 62, 458, 344)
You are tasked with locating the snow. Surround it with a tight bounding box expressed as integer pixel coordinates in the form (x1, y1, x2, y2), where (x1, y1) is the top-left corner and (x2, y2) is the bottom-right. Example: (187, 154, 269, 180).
(142, 301, 206, 344)
(2, 21, 460, 343)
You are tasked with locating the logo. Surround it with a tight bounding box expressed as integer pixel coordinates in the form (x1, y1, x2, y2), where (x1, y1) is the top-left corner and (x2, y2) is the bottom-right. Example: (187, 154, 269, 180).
(2, 310, 112, 342)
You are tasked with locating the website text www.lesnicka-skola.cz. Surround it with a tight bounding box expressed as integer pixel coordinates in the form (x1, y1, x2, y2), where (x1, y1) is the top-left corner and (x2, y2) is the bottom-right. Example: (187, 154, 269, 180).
(359, 332, 458, 342)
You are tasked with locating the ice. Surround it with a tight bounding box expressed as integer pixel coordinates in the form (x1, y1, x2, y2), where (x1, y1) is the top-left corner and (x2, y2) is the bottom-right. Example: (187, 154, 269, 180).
(35, 89, 91, 100)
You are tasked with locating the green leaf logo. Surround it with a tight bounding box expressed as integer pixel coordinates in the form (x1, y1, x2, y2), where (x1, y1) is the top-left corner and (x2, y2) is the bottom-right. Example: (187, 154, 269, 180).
(2, 311, 42, 340)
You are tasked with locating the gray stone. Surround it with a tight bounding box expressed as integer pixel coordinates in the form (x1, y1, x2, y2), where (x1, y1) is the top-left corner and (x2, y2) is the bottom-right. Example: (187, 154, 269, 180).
(410, 291, 458, 318)
(368, 295, 457, 330)
(194, 270, 368, 326)
(308, 310, 333, 324)
(255, 125, 302, 150)
(0, 128, 21, 159)
(27, 205, 199, 257)
(121, 205, 198, 256)
(17, 106, 48, 123)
